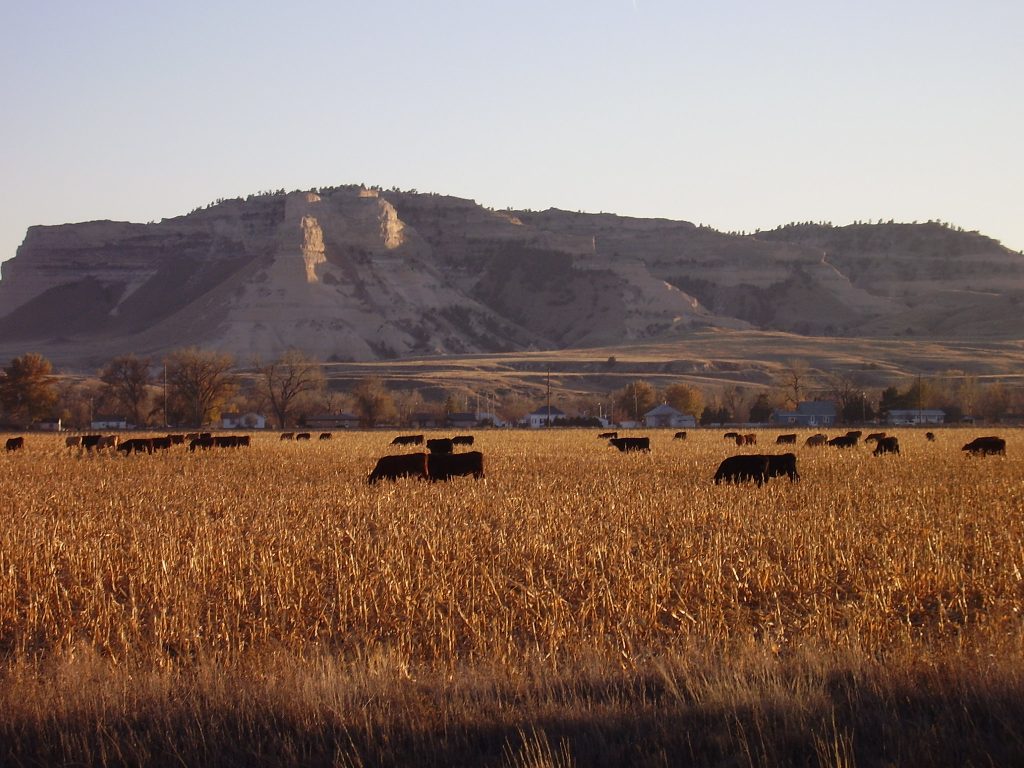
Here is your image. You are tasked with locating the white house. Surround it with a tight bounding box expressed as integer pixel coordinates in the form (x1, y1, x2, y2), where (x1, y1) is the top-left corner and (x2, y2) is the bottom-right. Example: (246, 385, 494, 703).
(643, 403, 697, 429)
(770, 401, 838, 428)
(887, 409, 945, 426)
(221, 412, 267, 429)
(524, 405, 565, 428)
(91, 415, 129, 430)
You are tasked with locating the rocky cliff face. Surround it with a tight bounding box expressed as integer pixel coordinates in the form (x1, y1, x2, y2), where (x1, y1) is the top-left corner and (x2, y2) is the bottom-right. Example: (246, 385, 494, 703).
(1, 186, 1022, 368)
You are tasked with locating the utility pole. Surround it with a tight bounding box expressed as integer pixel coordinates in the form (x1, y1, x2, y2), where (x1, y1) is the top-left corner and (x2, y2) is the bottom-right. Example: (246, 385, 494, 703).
(163, 364, 168, 427)
(546, 365, 551, 427)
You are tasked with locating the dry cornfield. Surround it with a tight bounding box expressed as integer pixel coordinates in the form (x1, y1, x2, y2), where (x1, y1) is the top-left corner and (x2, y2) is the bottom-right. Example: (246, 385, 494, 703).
(1, 429, 1022, 766)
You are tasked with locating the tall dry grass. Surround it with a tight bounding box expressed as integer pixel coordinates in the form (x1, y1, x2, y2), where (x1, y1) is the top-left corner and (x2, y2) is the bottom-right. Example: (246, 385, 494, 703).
(0, 429, 1021, 766)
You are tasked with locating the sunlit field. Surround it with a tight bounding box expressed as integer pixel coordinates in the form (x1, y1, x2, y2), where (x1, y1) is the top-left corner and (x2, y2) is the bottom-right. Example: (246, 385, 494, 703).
(1, 429, 1022, 766)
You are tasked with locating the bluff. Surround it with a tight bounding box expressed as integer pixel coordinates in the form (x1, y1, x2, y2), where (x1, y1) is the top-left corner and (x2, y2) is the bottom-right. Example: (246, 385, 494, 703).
(0, 187, 1021, 369)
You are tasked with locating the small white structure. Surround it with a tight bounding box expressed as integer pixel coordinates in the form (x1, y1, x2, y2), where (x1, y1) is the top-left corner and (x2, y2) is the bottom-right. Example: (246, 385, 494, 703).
(37, 418, 62, 432)
(887, 409, 945, 426)
(91, 415, 129, 430)
(524, 405, 565, 428)
(643, 403, 697, 429)
(221, 412, 267, 430)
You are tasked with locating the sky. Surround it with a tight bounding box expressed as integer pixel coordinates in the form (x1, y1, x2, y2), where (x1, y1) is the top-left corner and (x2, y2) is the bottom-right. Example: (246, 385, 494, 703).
(1, 0, 1022, 269)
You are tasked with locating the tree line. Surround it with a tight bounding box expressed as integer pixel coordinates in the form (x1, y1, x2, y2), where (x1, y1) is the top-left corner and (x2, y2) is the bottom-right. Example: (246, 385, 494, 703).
(0, 351, 1020, 430)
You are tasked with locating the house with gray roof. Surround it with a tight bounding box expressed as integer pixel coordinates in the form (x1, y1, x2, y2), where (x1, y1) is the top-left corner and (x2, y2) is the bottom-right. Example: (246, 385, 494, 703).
(643, 403, 697, 428)
(770, 400, 837, 427)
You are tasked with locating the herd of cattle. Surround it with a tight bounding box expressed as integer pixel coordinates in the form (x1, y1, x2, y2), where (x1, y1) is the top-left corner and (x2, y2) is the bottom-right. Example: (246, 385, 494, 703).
(1, 429, 1011, 489)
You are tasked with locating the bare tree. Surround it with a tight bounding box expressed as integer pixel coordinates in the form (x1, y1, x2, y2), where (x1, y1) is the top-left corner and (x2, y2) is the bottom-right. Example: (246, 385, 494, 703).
(164, 347, 237, 427)
(350, 377, 396, 427)
(98, 354, 153, 427)
(779, 360, 813, 407)
(256, 350, 326, 429)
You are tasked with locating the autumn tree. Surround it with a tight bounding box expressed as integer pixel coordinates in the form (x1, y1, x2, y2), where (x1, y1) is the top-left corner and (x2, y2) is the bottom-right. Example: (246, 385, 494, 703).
(256, 350, 326, 428)
(0, 353, 59, 424)
(615, 380, 658, 422)
(99, 354, 153, 427)
(164, 347, 237, 427)
(663, 383, 704, 418)
(351, 377, 396, 427)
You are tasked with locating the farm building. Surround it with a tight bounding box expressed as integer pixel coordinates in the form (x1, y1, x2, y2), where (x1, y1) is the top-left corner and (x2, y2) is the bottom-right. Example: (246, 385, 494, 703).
(221, 412, 267, 429)
(524, 405, 565, 428)
(886, 409, 945, 426)
(643, 404, 696, 428)
(304, 413, 361, 429)
(770, 401, 838, 428)
(90, 415, 129, 430)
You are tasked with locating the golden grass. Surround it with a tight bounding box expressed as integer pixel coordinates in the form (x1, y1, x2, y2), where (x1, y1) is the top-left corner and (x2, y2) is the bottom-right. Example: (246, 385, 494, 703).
(1, 429, 1022, 765)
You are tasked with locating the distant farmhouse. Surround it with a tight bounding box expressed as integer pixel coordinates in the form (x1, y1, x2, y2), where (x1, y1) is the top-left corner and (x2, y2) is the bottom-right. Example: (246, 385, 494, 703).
(524, 405, 565, 428)
(770, 401, 837, 428)
(91, 415, 129, 430)
(887, 409, 945, 426)
(304, 412, 361, 430)
(221, 412, 266, 430)
(643, 404, 696, 429)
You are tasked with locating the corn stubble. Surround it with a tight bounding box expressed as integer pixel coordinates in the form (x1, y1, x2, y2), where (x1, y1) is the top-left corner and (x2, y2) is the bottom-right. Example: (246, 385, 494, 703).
(1, 431, 1022, 766)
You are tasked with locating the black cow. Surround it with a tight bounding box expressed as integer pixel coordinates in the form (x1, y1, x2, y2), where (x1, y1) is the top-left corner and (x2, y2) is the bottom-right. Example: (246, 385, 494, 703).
(81, 434, 102, 452)
(167, 434, 186, 445)
(368, 453, 429, 484)
(804, 433, 827, 447)
(426, 438, 453, 454)
(319, 432, 332, 440)
(865, 432, 886, 443)
(925, 432, 936, 441)
(5, 436, 24, 452)
(828, 434, 859, 448)
(598, 431, 618, 439)
(714, 454, 770, 486)
(723, 432, 739, 439)
(775, 433, 797, 444)
(189, 437, 215, 451)
(845, 430, 863, 439)
(295, 432, 311, 441)
(609, 437, 650, 452)
(214, 435, 249, 448)
(392, 434, 424, 446)
(873, 436, 900, 456)
(280, 432, 295, 440)
(962, 436, 1006, 456)
(151, 436, 173, 451)
(451, 435, 475, 446)
(118, 438, 154, 455)
(674, 431, 688, 440)
(766, 453, 800, 481)
(427, 451, 485, 481)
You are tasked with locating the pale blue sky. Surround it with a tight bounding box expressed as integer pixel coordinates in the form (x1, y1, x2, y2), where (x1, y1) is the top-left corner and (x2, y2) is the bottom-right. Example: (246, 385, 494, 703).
(2, 0, 1022, 269)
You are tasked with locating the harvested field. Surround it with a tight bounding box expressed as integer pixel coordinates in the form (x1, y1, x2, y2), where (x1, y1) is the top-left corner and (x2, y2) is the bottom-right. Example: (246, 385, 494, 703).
(1, 429, 1022, 766)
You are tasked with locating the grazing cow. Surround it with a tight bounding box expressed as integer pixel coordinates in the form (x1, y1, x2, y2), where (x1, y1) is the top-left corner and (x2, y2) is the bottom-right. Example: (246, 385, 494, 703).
(368, 453, 430, 484)
(65, 435, 83, 450)
(598, 431, 618, 439)
(609, 437, 651, 452)
(735, 434, 756, 446)
(674, 431, 688, 440)
(280, 432, 295, 440)
(845, 431, 863, 440)
(426, 438, 454, 455)
(151, 436, 173, 451)
(96, 435, 119, 452)
(392, 434, 425, 446)
(873, 436, 900, 456)
(117, 438, 154, 455)
(5, 436, 24, 452)
(189, 437, 214, 451)
(714, 454, 770, 486)
(185, 432, 200, 441)
(827, 434, 859, 448)
(427, 451, 485, 481)
(451, 435, 475, 446)
(925, 432, 936, 441)
(804, 433, 828, 447)
(199, 433, 212, 440)
(168, 434, 186, 445)
(775, 433, 797, 444)
(295, 432, 311, 441)
(80, 434, 102, 452)
(962, 436, 1006, 456)
(319, 432, 332, 440)
(766, 453, 800, 482)
(865, 432, 886, 443)
(723, 432, 739, 439)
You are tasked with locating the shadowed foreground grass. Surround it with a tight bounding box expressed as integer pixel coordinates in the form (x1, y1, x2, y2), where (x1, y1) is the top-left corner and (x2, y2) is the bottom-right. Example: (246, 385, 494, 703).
(1, 429, 1022, 766)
